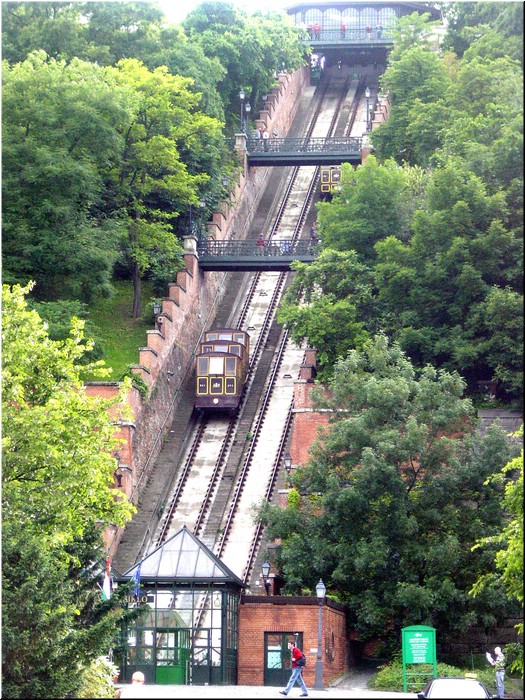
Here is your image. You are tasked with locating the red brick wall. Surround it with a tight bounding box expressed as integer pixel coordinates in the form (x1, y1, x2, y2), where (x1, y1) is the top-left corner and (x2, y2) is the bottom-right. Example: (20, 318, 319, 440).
(238, 596, 348, 687)
(290, 380, 331, 467)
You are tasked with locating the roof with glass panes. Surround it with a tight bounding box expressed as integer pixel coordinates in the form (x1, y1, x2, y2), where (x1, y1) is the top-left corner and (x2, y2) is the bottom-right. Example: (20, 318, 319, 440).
(120, 526, 245, 587)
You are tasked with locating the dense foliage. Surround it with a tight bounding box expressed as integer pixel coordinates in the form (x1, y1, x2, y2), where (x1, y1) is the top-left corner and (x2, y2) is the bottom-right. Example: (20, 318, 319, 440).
(2, 284, 138, 697)
(470, 425, 524, 675)
(261, 334, 520, 653)
(2, 1, 308, 315)
(270, 3, 523, 660)
(279, 6, 523, 404)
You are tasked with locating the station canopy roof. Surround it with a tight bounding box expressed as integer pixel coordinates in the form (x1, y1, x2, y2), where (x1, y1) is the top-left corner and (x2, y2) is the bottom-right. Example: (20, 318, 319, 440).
(120, 525, 245, 587)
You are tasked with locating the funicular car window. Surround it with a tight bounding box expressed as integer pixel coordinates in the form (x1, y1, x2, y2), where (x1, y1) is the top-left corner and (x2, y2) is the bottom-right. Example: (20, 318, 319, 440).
(209, 357, 224, 374)
(214, 344, 229, 353)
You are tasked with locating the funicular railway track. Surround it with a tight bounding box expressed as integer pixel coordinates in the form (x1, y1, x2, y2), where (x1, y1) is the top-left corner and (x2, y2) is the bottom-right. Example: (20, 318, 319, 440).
(151, 75, 364, 589)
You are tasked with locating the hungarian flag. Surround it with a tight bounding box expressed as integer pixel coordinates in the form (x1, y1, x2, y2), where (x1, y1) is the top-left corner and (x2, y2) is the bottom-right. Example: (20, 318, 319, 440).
(102, 556, 112, 600)
(133, 563, 141, 600)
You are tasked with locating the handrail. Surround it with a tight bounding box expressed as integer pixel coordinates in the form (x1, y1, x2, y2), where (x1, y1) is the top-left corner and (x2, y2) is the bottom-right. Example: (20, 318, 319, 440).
(246, 136, 362, 154)
(197, 239, 318, 258)
(302, 29, 393, 42)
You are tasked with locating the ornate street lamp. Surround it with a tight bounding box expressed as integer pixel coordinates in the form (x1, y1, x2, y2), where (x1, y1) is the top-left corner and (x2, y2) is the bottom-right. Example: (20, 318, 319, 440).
(314, 579, 326, 689)
(283, 452, 292, 474)
(261, 561, 271, 595)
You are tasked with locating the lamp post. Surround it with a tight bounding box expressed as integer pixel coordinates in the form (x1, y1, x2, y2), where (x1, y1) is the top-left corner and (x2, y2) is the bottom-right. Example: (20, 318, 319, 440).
(314, 578, 326, 689)
(283, 452, 292, 475)
(114, 453, 133, 488)
(261, 561, 271, 595)
(244, 101, 251, 134)
(365, 86, 371, 132)
(152, 300, 162, 331)
(189, 199, 206, 238)
(239, 89, 245, 132)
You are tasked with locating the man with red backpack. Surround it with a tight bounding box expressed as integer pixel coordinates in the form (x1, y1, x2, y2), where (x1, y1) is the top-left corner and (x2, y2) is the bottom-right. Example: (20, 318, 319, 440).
(279, 639, 308, 697)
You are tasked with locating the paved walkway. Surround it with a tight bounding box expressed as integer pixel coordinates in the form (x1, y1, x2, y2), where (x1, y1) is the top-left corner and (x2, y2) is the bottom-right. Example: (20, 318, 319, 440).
(117, 684, 416, 699)
(116, 671, 417, 699)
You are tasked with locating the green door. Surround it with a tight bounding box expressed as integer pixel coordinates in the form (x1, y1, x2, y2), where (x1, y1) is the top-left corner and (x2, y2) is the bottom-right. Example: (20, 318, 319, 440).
(264, 632, 303, 687)
(155, 629, 190, 684)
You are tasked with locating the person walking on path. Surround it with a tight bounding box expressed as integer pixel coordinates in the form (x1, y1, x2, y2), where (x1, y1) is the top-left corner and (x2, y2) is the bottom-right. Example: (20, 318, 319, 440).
(279, 640, 308, 697)
(487, 646, 505, 698)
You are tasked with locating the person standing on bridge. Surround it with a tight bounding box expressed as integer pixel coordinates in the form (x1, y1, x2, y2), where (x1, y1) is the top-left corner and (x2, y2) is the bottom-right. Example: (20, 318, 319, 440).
(257, 234, 266, 255)
(262, 126, 270, 151)
(375, 22, 383, 39)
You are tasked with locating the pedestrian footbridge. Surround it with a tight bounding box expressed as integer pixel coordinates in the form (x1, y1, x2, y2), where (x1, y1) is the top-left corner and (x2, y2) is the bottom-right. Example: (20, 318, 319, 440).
(245, 136, 363, 167)
(196, 238, 318, 271)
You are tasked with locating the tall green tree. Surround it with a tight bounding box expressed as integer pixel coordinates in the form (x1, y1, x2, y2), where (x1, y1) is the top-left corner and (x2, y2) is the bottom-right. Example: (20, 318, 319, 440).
(183, 2, 307, 131)
(109, 58, 222, 316)
(277, 248, 375, 377)
(2, 51, 134, 302)
(470, 425, 524, 675)
(2, 283, 136, 697)
(372, 45, 451, 165)
(261, 335, 519, 651)
(317, 157, 406, 257)
(1, 1, 89, 64)
(374, 162, 523, 395)
(442, 2, 523, 62)
(0, 1, 167, 66)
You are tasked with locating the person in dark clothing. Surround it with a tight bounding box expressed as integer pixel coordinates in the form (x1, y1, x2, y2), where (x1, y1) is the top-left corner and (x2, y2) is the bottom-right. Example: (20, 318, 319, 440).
(279, 640, 308, 697)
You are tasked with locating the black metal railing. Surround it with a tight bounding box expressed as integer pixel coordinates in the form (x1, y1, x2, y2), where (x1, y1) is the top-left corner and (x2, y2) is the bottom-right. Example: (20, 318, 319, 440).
(302, 29, 393, 42)
(245, 136, 362, 155)
(197, 239, 318, 258)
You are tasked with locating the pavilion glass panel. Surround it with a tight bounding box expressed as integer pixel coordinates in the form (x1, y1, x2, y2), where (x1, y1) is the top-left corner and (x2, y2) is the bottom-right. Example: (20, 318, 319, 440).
(121, 583, 240, 685)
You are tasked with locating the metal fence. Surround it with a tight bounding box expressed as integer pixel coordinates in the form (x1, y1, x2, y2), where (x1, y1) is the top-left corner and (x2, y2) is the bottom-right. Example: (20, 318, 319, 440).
(197, 239, 318, 258)
(245, 136, 362, 154)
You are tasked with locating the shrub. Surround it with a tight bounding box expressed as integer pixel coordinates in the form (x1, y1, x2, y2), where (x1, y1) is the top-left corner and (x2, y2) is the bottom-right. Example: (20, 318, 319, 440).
(369, 660, 497, 694)
(77, 656, 119, 699)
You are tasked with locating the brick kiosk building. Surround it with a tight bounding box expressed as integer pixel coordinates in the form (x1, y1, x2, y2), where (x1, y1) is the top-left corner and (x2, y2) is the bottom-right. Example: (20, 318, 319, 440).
(238, 595, 349, 688)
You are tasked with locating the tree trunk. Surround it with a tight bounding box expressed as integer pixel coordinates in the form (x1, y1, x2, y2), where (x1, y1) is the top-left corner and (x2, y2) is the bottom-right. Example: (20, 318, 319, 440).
(132, 260, 141, 318)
